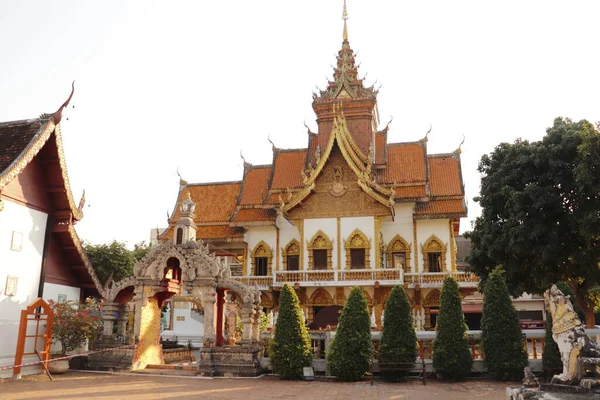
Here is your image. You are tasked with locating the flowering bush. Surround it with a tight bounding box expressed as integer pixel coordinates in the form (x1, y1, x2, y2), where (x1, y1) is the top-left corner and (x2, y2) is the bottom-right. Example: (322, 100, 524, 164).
(48, 298, 102, 356)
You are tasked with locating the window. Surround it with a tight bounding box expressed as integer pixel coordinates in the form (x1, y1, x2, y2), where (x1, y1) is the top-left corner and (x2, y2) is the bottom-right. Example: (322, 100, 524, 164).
(287, 255, 299, 271)
(428, 253, 442, 272)
(350, 249, 365, 269)
(255, 257, 268, 276)
(313, 250, 327, 270)
(176, 228, 183, 245)
(392, 252, 406, 270)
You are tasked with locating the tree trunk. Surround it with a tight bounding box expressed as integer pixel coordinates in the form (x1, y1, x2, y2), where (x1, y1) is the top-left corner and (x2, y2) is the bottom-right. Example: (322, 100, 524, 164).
(574, 291, 596, 329)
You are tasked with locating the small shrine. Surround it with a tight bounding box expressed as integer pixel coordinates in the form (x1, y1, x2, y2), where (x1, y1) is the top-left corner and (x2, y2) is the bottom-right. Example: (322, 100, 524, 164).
(95, 192, 263, 376)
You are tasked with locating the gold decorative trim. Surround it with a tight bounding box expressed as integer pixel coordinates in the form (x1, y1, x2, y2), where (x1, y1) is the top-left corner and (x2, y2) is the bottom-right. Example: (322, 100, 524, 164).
(298, 220, 304, 270)
(336, 217, 341, 269)
(250, 240, 273, 277)
(449, 220, 457, 272)
(421, 235, 447, 273)
(307, 230, 333, 270)
(413, 220, 418, 273)
(344, 228, 371, 269)
(276, 226, 280, 271)
(281, 239, 300, 271)
(374, 216, 382, 269)
(68, 224, 102, 294)
(386, 234, 412, 273)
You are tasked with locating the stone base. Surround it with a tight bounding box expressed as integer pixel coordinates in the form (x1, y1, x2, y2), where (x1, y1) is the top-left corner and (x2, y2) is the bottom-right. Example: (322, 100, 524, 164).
(507, 385, 600, 400)
(88, 347, 135, 372)
(197, 346, 263, 377)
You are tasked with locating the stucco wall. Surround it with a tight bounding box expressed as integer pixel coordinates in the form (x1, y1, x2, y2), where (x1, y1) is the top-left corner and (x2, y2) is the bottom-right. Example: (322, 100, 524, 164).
(243, 227, 276, 275)
(415, 219, 451, 273)
(340, 216, 374, 269)
(381, 204, 415, 271)
(0, 199, 48, 375)
(43, 282, 81, 303)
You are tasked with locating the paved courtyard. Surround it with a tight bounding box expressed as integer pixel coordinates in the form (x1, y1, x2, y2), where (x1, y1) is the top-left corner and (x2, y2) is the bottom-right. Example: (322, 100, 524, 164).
(0, 372, 511, 400)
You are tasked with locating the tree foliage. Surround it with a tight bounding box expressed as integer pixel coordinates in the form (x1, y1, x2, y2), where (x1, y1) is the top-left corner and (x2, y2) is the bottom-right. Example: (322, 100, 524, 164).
(327, 286, 372, 381)
(379, 285, 417, 381)
(270, 283, 312, 379)
(481, 268, 528, 381)
(49, 298, 102, 356)
(542, 312, 563, 374)
(85, 240, 136, 284)
(132, 241, 151, 262)
(467, 118, 600, 327)
(432, 277, 473, 380)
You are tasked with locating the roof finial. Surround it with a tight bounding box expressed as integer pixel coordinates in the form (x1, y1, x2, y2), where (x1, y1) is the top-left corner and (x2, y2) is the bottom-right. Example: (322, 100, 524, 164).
(420, 124, 432, 143)
(52, 81, 75, 125)
(240, 150, 251, 169)
(342, 0, 349, 41)
(177, 167, 188, 186)
(268, 135, 279, 152)
(454, 134, 466, 154)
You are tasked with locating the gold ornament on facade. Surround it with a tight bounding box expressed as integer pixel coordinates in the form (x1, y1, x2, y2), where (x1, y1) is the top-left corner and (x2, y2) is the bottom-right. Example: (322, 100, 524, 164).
(281, 239, 300, 271)
(386, 234, 412, 272)
(307, 230, 333, 270)
(344, 228, 371, 270)
(308, 288, 334, 306)
(421, 235, 447, 273)
(250, 241, 273, 277)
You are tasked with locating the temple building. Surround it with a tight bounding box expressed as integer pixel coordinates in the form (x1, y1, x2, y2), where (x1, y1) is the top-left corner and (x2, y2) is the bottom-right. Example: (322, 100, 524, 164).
(0, 84, 102, 376)
(158, 3, 478, 333)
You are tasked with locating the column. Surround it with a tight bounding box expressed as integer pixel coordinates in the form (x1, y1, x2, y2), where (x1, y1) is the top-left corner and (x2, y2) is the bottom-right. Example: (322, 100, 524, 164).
(215, 289, 226, 346)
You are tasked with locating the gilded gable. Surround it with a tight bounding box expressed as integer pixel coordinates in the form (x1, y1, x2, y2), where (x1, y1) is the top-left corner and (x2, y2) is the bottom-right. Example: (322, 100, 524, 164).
(288, 146, 390, 219)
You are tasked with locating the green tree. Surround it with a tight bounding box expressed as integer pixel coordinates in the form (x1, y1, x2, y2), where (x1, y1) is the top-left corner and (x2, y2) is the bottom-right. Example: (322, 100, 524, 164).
(327, 286, 372, 381)
(432, 277, 473, 380)
(270, 283, 312, 379)
(85, 240, 135, 284)
(542, 313, 562, 374)
(467, 118, 600, 328)
(379, 285, 417, 381)
(132, 241, 152, 262)
(481, 268, 528, 381)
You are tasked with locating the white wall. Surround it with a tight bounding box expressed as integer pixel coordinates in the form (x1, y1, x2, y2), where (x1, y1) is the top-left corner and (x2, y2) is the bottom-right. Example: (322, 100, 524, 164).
(381, 204, 415, 271)
(415, 219, 451, 273)
(340, 216, 374, 269)
(43, 282, 81, 303)
(243, 226, 276, 275)
(304, 218, 337, 269)
(277, 215, 300, 271)
(0, 200, 48, 376)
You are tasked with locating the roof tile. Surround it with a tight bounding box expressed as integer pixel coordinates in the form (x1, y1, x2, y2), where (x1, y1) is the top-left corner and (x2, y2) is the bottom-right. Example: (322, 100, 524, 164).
(395, 185, 426, 199)
(415, 199, 466, 215)
(239, 167, 272, 206)
(0, 119, 44, 173)
(382, 144, 426, 184)
(428, 156, 463, 197)
(197, 225, 245, 239)
(270, 150, 306, 189)
(172, 183, 241, 224)
(232, 208, 277, 222)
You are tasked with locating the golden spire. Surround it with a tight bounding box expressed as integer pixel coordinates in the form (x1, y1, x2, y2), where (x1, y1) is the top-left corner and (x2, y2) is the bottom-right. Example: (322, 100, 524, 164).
(342, 0, 349, 41)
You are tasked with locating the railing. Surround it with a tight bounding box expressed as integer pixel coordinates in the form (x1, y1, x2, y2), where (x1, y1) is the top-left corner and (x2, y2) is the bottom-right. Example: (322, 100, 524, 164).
(275, 270, 335, 284)
(338, 269, 402, 282)
(404, 272, 479, 286)
(231, 276, 273, 288)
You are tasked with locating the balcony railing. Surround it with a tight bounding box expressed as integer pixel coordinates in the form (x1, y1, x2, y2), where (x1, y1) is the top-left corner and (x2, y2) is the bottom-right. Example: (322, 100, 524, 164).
(404, 272, 479, 287)
(232, 270, 478, 288)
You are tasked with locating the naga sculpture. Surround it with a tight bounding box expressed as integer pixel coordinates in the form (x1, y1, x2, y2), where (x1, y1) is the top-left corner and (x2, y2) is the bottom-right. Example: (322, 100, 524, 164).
(544, 284, 600, 389)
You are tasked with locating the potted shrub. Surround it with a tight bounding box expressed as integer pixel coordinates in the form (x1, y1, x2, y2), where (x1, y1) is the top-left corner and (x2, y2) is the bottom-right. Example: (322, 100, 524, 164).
(47, 298, 102, 373)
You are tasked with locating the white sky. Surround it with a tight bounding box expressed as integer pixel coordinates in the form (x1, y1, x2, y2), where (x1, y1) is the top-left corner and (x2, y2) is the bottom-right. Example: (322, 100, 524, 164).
(1, 1, 599, 248)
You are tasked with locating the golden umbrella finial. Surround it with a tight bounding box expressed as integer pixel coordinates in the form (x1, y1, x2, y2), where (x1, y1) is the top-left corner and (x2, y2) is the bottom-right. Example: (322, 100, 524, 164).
(342, 0, 349, 41)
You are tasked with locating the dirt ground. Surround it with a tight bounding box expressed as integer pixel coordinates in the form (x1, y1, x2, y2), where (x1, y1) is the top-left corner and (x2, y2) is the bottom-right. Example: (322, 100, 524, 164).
(0, 371, 514, 400)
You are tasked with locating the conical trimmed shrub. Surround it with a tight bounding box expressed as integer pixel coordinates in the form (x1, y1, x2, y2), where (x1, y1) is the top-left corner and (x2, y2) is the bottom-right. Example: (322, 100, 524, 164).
(379, 285, 417, 381)
(542, 312, 562, 374)
(481, 267, 528, 381)
(327, 286, 373, 381)
(432, 277, 473, 380)
(270, 283, 312, 379)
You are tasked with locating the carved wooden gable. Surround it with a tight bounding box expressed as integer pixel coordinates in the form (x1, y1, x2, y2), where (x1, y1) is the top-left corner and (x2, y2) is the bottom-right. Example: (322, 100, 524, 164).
(288, 146, 390, 219)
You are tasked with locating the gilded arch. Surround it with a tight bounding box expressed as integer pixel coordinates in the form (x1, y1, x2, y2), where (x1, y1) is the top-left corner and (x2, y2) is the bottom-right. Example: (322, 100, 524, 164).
(421, 235, 447, 273)
(344, 228, 371, 269)
(307, 230, 333, 270)
(423, 289, 441, 330)
(281, 239, 300, 271)
(260, 292, 274, 309)
(386, 234, 412, 272)
(251, 241, 273, 277)
(308, 288, 334, 306)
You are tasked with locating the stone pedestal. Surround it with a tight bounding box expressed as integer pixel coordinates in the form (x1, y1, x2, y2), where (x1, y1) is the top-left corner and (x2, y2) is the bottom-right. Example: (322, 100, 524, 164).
(506, 385, 600, 399)
(197, 346, 263, 377)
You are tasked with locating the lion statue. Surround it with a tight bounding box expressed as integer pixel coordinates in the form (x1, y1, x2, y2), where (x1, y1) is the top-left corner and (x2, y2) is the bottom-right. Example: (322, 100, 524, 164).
(544, 284, 600, 389)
